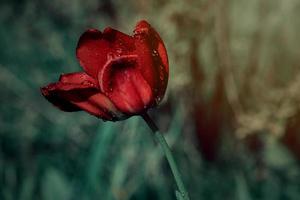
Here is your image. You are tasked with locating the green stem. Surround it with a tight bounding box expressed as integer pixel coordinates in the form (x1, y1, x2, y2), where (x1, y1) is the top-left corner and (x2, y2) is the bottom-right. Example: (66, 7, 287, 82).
(141, 113, 190, 200)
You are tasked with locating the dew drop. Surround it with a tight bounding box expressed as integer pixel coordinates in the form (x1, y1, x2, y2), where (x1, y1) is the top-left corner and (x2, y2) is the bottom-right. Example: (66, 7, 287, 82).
(115, 48, 122, 56)
(134, 34, 145, 42)
(155, 97, 161, 104)
(159, 69, 165, 81)
(82, 80, 93, 86)
(152, 50, 158, 57)
(107, 52, 114, 60)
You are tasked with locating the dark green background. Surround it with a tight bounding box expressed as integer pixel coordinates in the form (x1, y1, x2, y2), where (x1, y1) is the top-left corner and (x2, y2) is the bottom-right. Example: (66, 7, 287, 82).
(1, 0, 300, 199)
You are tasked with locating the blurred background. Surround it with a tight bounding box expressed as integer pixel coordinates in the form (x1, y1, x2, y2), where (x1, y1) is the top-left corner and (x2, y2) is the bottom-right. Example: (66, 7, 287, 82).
(1, 0, 300, 199)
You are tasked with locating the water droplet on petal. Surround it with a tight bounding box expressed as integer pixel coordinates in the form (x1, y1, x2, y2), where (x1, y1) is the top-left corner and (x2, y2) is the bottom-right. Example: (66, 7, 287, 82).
(160, 72, 163, 79)
(152, 50, 159, 57)
(107, 52, 114, 60)
(115, 48, 122, 56)
(155, 97, 161, 104)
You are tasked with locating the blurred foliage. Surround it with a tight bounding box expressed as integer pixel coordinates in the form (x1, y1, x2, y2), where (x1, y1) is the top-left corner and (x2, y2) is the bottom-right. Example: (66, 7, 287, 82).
(1, 0, 300, 199)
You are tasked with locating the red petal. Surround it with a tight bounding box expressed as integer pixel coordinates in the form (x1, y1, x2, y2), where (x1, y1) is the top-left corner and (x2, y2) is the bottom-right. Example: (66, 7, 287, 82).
(59, 72, 98, 87)
(41, 72, 122, 120)
(133, 20, 169, 103)
(76, 28, 135, 79)
(98, 60, 152, 114)
(41, 83, 80, 112)
(98, 54, 138, 93)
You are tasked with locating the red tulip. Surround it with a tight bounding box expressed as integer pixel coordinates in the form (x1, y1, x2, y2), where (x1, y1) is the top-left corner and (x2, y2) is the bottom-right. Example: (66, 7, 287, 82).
(41, 20, 169, 121)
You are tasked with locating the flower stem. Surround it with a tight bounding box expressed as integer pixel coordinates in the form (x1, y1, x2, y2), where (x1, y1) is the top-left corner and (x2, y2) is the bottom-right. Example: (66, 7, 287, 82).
(141, 113, 190, 200)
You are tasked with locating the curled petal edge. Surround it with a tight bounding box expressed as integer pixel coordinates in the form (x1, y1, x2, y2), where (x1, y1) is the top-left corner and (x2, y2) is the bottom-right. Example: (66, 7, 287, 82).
(41, 72, 126, 121)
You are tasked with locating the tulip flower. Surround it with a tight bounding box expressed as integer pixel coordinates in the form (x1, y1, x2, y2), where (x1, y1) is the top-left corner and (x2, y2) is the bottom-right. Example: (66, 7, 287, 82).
(41, 20, 190, 200)
(41, 20, 168, 121)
